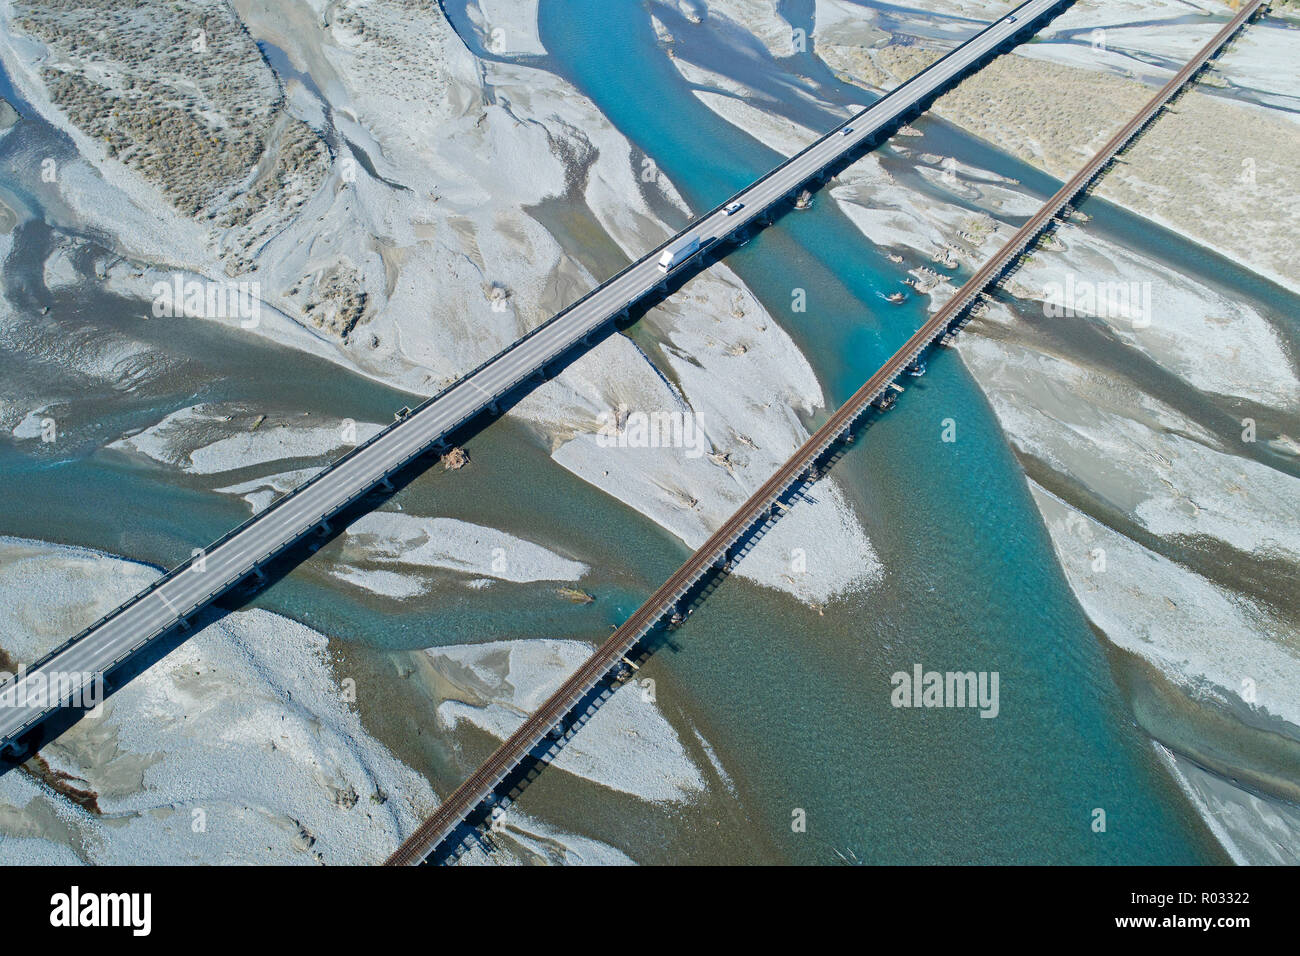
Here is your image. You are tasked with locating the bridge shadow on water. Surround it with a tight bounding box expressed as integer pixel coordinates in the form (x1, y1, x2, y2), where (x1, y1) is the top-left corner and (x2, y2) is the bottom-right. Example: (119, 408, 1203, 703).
(0, 192, 862, 781)
(426, 391, 911, 865)
(0, 20, 985, 775)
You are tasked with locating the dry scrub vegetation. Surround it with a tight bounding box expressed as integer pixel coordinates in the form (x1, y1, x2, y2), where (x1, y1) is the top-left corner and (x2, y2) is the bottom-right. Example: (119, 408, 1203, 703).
(13, 0, 332, 288)
(828, 39, 1300, 290)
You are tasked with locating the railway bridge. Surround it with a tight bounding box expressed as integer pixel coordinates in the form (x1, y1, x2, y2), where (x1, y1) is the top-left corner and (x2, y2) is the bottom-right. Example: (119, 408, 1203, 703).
(384, 0, 1269, 865)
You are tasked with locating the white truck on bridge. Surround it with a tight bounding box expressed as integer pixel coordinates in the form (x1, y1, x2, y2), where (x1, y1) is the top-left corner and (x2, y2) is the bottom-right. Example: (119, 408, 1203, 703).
(657, 235, 701, 273)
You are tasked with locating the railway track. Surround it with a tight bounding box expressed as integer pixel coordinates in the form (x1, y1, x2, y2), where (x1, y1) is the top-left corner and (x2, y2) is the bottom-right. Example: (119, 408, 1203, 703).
(385, 0, 1266, 866)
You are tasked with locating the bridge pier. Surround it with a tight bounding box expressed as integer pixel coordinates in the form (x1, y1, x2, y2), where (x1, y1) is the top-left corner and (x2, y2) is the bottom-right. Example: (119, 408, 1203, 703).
(2, 739, 27, 760)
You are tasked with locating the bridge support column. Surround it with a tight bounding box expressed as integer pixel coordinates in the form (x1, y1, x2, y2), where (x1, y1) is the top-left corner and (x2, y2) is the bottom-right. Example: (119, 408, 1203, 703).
(2, 739, 27, 760)
(380, 476, 394, 492)
(252, 566, 267, 583)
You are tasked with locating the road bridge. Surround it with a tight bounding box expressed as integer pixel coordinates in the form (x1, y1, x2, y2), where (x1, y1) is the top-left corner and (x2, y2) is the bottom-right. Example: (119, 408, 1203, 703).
(0, 0, 1075, 751)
